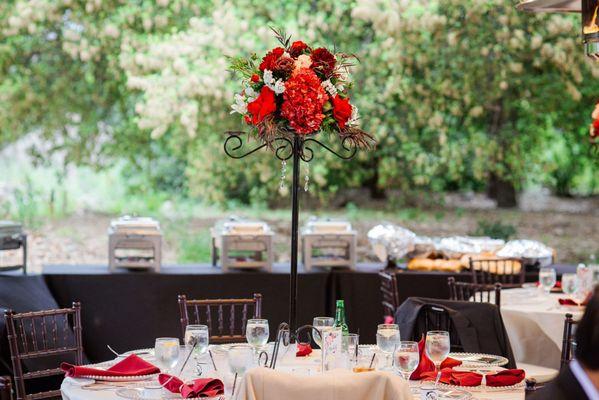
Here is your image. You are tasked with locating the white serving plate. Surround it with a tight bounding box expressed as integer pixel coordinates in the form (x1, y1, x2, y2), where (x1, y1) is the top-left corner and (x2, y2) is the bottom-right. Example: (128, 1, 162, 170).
(449, 352, 509, 367)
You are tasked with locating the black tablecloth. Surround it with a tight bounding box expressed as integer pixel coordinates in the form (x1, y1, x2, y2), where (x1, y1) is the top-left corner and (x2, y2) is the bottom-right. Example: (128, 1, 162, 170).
(1, 262, 576, 364)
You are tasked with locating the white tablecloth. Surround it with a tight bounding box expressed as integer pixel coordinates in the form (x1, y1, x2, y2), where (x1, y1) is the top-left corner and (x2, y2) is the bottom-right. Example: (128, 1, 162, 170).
(60, 347, 524, 400)
(501, 287, 585, 369)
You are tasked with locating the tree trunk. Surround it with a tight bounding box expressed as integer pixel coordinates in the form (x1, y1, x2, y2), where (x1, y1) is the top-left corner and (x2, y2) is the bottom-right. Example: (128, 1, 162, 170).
(488, 174, 518, 208)
(366, 160, 386, 199)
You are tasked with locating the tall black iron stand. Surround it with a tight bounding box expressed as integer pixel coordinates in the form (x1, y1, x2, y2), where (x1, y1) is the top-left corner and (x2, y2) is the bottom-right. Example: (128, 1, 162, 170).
(224, 131, 358, 337)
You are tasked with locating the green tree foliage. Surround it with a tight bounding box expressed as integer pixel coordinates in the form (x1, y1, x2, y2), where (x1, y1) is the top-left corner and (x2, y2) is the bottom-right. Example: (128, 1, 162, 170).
(0, 0, 597, 204)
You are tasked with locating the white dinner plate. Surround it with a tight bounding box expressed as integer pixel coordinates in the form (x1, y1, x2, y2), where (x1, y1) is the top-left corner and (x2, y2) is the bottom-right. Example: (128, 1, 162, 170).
(448, 352, 509, 367)
(78, 373, 159, 382)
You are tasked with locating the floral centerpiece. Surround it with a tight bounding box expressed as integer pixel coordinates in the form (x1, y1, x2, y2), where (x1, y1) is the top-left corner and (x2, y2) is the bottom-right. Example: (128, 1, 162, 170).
(229, 28, 372, 148)
(590, 101, 599, 145)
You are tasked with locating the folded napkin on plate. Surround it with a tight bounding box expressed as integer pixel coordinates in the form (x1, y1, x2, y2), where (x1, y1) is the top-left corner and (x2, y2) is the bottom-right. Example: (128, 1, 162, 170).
(410, 336, 461, 380)
(296, 343, 312, 357)
(158, 373, 224, 398)
(61, 354, 160, 378)
(422, 368, 525, 387)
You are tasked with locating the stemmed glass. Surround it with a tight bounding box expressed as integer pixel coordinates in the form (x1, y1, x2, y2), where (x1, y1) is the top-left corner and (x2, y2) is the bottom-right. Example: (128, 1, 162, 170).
(185, 325, 209, 374)
(312, 317, 334, 348)
(425, 331, 450, 386)
(154, 338, 180, 374)
(539, 267, 557, 295)
(394, 341, 420, 393)
(376, 324, 400, 370)
(246, 319, 269, 358)
(562, 273, 578, 301)
(228, 344, 254, 396)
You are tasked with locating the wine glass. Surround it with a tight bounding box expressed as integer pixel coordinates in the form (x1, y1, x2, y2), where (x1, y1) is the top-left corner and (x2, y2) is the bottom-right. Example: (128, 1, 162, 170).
(539, 267, 557, 294)
(154, 338, 180, 374)
(312, 317, 334, 348)
(246, 319, 269, 357)
(185, 325, 210, 355)
(425, 331, 450, 386)
(376, 324, 400, 370)
(394, 341, 419, 392)
(228, 344, 254, 396)
(561, 273, 578, 299)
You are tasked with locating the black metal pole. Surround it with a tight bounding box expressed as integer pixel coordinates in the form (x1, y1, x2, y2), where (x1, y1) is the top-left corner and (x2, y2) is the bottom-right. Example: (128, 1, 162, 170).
(289, 135, 301, 338)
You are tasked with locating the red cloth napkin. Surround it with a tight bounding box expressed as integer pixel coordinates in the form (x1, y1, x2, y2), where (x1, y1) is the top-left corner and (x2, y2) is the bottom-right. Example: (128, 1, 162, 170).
(61, 354, 160, 378)
(421, 368, 525, 387)
(296, 342, 312, 357)
(559, 294, 590, 306)
(410, 336, 461, 380)
(158, 374, 224, 398)
(486, 369, 525, 387)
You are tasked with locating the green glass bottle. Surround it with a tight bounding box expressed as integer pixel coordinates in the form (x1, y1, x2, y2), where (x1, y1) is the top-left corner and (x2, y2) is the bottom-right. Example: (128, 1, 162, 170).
(334, 300, 349, 335)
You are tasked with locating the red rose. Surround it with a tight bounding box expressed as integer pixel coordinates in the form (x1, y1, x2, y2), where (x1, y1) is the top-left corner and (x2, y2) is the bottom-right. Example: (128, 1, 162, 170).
(259, 47, 285, 71)
(289, 41, 309, 58)
(332, 95, 352, 129)
(251, 74, 260, 83)
(311, 47, 336, 77)
(592, 118, 599, 138)
(247, 86, 277, 125)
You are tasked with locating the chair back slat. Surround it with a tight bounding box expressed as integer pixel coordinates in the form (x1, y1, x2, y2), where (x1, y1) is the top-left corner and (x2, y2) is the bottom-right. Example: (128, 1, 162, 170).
(417, 304, 463, 352)
(379, 270, 400, 319)
(560, 313, 579, 370)
(447, 277, 502, 308)
(178, 294, 263, 343)
(4, 302, 83, 400)
(470, 258, 524, 286)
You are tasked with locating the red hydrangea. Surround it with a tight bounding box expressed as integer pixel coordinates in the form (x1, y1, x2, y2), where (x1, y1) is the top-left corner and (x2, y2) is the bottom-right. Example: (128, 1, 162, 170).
(288, 41, 308, 58)
(247, 86, 277, 125)
(311, 47, 336, 77)
(332, 95, 353, 129)
(259, 47, 285, 71)
(281, 68, 328, 134)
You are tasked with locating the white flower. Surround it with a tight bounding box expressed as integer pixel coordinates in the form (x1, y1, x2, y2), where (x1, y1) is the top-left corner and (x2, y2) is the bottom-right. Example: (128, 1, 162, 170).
(321, 79, 337, 97)
(294, 54, 311, 71)
(348, 105, 360, 126)
(263, 69, 285, 94)
(230, 93, 248, 115)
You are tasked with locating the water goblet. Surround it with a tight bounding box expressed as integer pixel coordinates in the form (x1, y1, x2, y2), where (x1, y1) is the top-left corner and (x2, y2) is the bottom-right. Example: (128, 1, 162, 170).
(561, 273, 578, 300)
(185, 325, 209, 374)
(154, 337, 180, 374)
(394, 341, 420, 393)
(425, 331, 450, 386)
(539, 267, 557, 295)
(376, 324, 400, 370)
(228, 344, 254, 395)
(312, 317, 334, 348)
(246, 319, 269, 358)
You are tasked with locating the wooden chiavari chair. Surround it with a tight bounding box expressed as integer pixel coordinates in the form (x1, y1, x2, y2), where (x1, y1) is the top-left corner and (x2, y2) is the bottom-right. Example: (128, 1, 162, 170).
(4, 302, 83, 400)
(447, 277, 502, 308)
(0, 376, 12, 400)
(469, 258, 525, 286)
(378, 270, 399, 321)
(411, 304, 464, 352)
(560, 313, 579, 370)
(178, 294, 262, 343)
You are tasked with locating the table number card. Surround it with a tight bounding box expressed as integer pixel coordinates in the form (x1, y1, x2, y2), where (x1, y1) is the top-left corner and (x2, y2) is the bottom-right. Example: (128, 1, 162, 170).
(322, 327, 343, 371)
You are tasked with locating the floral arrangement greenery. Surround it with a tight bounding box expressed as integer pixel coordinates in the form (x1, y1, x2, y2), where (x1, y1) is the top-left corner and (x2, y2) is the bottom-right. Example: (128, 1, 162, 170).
(228, 28, 373, 148)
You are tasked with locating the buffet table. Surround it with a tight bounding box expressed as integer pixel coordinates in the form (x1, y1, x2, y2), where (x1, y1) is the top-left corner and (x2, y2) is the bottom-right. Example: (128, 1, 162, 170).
(501, 287, 585, 369)
(60, 347, 525, 400)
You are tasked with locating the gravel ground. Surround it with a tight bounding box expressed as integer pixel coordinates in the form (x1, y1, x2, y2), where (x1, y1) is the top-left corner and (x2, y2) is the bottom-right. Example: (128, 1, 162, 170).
(2, 206, 597, 274)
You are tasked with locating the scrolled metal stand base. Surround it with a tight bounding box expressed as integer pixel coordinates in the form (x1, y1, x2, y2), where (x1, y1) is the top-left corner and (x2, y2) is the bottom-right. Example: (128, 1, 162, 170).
(224, 131, 359, 336)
